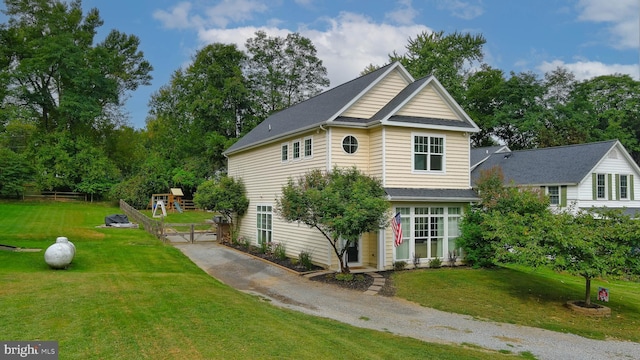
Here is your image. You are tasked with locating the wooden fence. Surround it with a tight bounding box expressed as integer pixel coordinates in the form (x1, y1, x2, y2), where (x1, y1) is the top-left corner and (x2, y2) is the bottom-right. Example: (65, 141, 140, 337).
(119, 199, 164, 239)
(24, 191, 87, 201)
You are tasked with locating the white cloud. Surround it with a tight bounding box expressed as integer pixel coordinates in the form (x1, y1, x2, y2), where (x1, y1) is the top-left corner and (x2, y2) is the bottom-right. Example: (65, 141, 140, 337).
(538, 60, 640, 81)
(153, 0, 270, 30)
(435, 0, 484, 20)
(385, 0, 419, 25)
(576, 0, 640, 49)
(197, 11, 430, 88)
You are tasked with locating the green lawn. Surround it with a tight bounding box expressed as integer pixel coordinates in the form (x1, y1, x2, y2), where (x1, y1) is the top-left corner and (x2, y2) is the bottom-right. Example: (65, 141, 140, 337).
(0, 201, 522, 360)
(393, 265, 640, 342)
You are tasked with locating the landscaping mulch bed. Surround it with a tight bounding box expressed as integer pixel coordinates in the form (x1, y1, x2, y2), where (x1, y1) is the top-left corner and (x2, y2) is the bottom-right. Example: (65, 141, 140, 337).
(223, 242, 397, 295)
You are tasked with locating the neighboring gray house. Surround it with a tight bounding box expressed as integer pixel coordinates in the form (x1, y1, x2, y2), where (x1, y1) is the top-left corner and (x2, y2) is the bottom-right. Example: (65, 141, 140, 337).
(471, 140, 640, 216)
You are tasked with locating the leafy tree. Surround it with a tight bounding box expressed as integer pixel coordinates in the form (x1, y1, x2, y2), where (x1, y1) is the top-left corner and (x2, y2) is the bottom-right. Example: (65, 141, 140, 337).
(462, 167, 640, 306)
(276, 168, 389, 273)
(246, 31, 329, 118)
(565, 74, 640, 162)
(193, 176, 249, 232)
(146, 43, 251, 177)
(0, 0, 152, 136)
(492, 71, 547, 150)
(390, 30, 485, 101)
(0, 147, 34, 197)
(462, 64, 505, 146)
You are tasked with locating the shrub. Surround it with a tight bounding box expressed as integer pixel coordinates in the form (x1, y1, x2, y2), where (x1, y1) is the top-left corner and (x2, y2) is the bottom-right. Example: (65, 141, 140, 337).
(298, 251, 314, 271)
(429, 257, 442, 268)
(393, 261, 407, 271)
(335, 273, 354, 281)
(273, 243, 287, 260)
(259, 241, 269, 254)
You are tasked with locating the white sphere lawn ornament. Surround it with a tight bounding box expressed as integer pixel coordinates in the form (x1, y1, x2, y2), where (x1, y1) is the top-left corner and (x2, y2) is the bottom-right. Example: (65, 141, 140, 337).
(56, 236, 75, 257)
(44, 238, 75, 269)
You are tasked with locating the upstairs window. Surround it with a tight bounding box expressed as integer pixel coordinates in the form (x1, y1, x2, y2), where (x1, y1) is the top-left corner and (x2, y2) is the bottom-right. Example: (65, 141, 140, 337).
(281, 143, 289, 162)
(597, 174, 606, 199)
(620, 175, 629, 199)
(304, 137, 313, 158)
(342, 136, 358, 154)
(292, 140, 301, 160)
(413, 135, 444, 172)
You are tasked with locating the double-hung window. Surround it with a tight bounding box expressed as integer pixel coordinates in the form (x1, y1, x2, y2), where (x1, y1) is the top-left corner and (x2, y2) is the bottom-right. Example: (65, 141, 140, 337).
(413, 135, 444, 172)
(292, 140, 301, 160)
(281, 143, 289, 162)
(620, 175, 629, 199)
(597, 174, 606, 199)
(304, 137, 313, 158)
(548, 186, 560, 205)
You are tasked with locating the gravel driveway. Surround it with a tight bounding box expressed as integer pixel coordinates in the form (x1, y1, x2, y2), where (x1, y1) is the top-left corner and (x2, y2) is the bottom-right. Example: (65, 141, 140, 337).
(174, 242, 640, 360)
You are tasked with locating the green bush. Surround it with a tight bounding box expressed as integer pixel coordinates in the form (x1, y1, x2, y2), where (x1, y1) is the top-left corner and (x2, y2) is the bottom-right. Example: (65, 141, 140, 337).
(429, 257, 442, 268)
(273, 243, 287, 260)
(335, 273, 353, 281)
(393, 261, 407, 271)
(298, 251, 314, 271)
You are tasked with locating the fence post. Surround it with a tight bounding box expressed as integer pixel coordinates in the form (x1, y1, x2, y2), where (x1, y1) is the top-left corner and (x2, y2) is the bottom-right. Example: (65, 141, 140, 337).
(190, 224, 195, 243)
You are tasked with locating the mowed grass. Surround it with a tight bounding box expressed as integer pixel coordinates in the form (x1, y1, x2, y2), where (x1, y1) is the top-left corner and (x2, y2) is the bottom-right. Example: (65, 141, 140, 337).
(0, 201, 523, 360)
(393, 265, 640, 342)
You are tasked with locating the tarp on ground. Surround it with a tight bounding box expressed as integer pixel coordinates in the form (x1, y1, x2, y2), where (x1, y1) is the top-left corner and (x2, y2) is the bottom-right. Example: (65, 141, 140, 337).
(105, 214, 130, 226)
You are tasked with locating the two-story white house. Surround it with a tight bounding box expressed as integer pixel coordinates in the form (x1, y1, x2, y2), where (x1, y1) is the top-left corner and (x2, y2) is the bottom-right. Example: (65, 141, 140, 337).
(471, 141, 640, 217)
(224, 62, 480, 271)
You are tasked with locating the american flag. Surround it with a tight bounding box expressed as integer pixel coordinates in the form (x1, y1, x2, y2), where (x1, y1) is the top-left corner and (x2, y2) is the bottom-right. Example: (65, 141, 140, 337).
(391, 212, 403, 247)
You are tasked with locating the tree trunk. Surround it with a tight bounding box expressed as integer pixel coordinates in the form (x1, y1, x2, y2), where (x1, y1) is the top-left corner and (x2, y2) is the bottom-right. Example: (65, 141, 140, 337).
(584, 277, 591, 306)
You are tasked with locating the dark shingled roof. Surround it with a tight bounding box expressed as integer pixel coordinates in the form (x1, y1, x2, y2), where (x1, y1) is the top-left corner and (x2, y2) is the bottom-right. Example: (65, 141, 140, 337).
(470, 146, 510, 168)
(385, 188, 479, 201)
(225, 62, 400, 155)
(471, 140, 618, 186)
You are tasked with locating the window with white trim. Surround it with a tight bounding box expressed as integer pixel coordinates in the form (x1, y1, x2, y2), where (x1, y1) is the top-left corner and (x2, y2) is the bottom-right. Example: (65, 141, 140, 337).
(304, 137, 313, 158)
(413, 135, 444, 172)
(548, 186, 559, 205)
(342, 135, 358, 154)
(597, 174, 606, 199)
(394, 206, 461, 262)
(292, 140, 301, 160)
(281, 143, 289, 162)
(256, 205, 272, 245)
(620, 175, 629, 199)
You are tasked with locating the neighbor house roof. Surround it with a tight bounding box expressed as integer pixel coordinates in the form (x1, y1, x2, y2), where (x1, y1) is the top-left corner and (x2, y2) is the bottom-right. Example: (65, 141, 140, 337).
(470, 145, 510, 170)
(471, 140, 619, 186)
(385, 188, 479, 202)
(225, 62, 407, 155)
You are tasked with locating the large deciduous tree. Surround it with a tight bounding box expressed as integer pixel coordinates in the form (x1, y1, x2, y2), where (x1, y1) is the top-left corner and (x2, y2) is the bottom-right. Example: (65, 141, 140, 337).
(390, 30, 485, 101)
(146, 43, 252, 181)
(245, 31, 329, 119)
(276, 168, 389, 273)
(0, 0, 152, 135)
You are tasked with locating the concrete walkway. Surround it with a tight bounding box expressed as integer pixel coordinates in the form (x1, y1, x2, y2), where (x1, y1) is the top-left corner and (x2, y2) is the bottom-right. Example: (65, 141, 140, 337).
(174, 242, 640, 360)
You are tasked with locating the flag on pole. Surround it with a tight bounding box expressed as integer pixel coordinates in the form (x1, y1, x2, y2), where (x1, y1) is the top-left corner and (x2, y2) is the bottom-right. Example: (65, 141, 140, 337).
(391, 212, 403, 247)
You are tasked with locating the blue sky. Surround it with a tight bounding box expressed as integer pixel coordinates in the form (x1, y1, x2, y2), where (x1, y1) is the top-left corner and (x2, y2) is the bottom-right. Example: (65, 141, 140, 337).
(3, 0, 640, 129)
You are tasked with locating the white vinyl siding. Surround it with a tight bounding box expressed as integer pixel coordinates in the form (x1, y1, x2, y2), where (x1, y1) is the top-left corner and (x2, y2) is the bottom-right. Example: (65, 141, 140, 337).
(330, 128, 371, 173)
(396, 84, 459, 120)
(341, 69, 409, 119)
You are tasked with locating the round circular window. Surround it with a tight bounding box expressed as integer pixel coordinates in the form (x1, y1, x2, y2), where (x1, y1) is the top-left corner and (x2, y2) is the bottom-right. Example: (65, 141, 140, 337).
(342, 135, 358, 154)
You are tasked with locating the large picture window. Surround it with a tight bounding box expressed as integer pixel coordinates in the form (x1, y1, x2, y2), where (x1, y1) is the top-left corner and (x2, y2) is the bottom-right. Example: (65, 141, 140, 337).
(413, 135, 444, 172)
(394, 206, 461, 262)
(256, 205, 272, 245)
